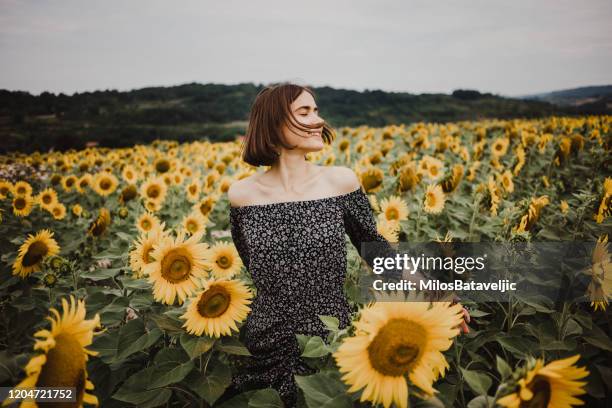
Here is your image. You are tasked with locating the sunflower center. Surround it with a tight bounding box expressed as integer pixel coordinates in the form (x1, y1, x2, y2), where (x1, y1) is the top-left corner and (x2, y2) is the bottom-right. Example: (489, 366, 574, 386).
(14, 197, 26, 210)
(156, 161, 170, 173)
(216, 255, 231, 269)
(147, 186, 160, 199)
(189, 185, 197, 194)
(100, 179, 111, 190)
(43, 194, 52, 204)
(386, 208, 399, 221)
(36, 333, 86, 407)
(23, 241, 49, 267)
(197, 287, 230, 318)
(367, 318, 426, 377)
(161, 250, 192, 283)
(144, 246, 155, 264)
(363, 174, 382, 191)
(520, 376, 551, 408)
(186, 220, 198, 233)
(426, 192, 437, 207)
(199, 202, 212, 216)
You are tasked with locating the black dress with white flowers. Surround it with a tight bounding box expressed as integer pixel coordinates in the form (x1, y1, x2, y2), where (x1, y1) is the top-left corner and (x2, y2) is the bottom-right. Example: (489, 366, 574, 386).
(227, 186, 398, 407)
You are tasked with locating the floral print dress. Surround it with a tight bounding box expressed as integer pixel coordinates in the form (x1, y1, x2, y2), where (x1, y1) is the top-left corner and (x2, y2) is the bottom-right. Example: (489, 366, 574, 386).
(227, 186, 397, 407)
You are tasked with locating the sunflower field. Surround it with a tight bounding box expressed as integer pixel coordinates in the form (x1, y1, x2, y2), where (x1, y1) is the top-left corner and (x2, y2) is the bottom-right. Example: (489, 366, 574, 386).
(0, 115, 611, 408)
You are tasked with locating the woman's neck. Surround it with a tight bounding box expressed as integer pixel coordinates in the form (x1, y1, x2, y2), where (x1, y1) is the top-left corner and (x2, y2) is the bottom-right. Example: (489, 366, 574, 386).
(260, 151, 318, 194)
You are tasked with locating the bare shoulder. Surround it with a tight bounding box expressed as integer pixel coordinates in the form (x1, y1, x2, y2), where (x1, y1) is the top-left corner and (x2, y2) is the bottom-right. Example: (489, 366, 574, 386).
(227, 175, 258, 207)
(324, 165, 361, 195)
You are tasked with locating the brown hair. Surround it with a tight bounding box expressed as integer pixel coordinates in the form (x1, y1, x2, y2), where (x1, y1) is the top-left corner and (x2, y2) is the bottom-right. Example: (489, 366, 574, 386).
(241, 83, 336, 166)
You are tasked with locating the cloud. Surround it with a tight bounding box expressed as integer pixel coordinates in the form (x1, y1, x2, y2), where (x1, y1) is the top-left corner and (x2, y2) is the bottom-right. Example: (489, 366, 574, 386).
(0, 0, 611, 96)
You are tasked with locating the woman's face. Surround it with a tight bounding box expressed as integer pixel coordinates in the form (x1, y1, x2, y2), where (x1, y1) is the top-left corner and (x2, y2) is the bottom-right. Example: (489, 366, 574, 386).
(280, 90, 325, 153)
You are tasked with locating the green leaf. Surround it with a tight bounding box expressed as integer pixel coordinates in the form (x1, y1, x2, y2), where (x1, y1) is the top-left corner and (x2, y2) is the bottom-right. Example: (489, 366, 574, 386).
(180, 333, 216, 359)
(185, 361, 232, 406)
(215, 336, 251, 356)
(116, 326, 162, 362)
(460, 368, 491, 395)
(300, 336, 330, 358)
(150, 313, 185, 336)
(148, 360, 195, 389)
(295, 372, 350, 408)
(118, 276, 151, 290)
(467, 309, 490, 318)
(98, 296, 130, 326)
(562, 318, 583, 338)
(495, 355, 512, 380)
(154, 347, 190, 367)
(248, 388, 284, 408)
(583, 324, 612, 351)
(467, 395, 494, 408)
(318, 315, 339, 332)
(113, 367, 169, 405)
(91, 331, 119, 364)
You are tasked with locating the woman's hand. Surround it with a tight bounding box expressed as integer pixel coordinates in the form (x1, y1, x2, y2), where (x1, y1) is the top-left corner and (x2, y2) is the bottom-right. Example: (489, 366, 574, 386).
(458, 305, 471, 334)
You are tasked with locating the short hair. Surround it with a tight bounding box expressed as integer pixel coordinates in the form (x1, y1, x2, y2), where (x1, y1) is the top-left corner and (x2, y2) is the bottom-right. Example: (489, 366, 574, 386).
(241, 83, 336, 167)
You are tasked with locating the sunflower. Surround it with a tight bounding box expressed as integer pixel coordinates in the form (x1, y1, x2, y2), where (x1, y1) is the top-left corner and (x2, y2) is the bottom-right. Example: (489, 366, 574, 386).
(397, 163, 420, 193)
(13, 180, 33, 197)
(12, 194, 34, 217)
(88, 208, 111, 237)
(172, 171, 185, 186)
(181, 211, 208, 236)
(36, 187, 58, 210)
(180, 278, 253, 338)
(121, 165, 139, 184)
(75, 174, 93, 194)
(0, 179, 13, 199)
(378, 195, 409, 224)
(50, 203, 67, 220)
(136, 211, 162, 234)
(12, 229, 61, 278)
(144, 199, 162, 213)
(500, 170, 515, 194)
(119, 184, 138, 204)
(560, 200, 569, 215)
(491, 137, 510, 157)
(193, 195, 217, 218)
(153, 157, 172, 174)
(72, 204, 84, 217)
(359, 167, 385, 193)
(6, 296, 101, 407)
(423, 184, 446, 214)
(420, 156, 444, 181)
(61, 175, 78, 192)
(129, 225, 168, 278)
(218, 176, 233, 194)
(140, 177, 168, 204)
(91, 171, 119, 197)
(144, 229, 209, 305)
(377, 219, 400, 243)
(583, 234, 611, 311)
(496, 355, 589, 408)
(185, 181, 201, 203)
(333, 300, 463, 408)
(205, 241, 243, 279)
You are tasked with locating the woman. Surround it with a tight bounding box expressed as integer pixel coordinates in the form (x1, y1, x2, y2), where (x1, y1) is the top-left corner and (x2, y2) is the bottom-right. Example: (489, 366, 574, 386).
(221, 83, 469, 407)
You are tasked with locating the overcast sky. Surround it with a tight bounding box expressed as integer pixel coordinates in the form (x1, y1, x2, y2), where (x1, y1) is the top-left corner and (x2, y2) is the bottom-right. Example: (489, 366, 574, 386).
(1, 0, 611, 97)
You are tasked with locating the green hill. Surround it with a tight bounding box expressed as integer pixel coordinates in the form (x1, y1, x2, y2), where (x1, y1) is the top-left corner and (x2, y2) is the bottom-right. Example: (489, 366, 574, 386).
(1, 82, 610, 154)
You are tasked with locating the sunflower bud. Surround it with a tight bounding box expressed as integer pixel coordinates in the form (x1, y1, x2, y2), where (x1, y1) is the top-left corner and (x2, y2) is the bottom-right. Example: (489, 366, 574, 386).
(42, 273, 58, 288)
(118, 206, 129, 219)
